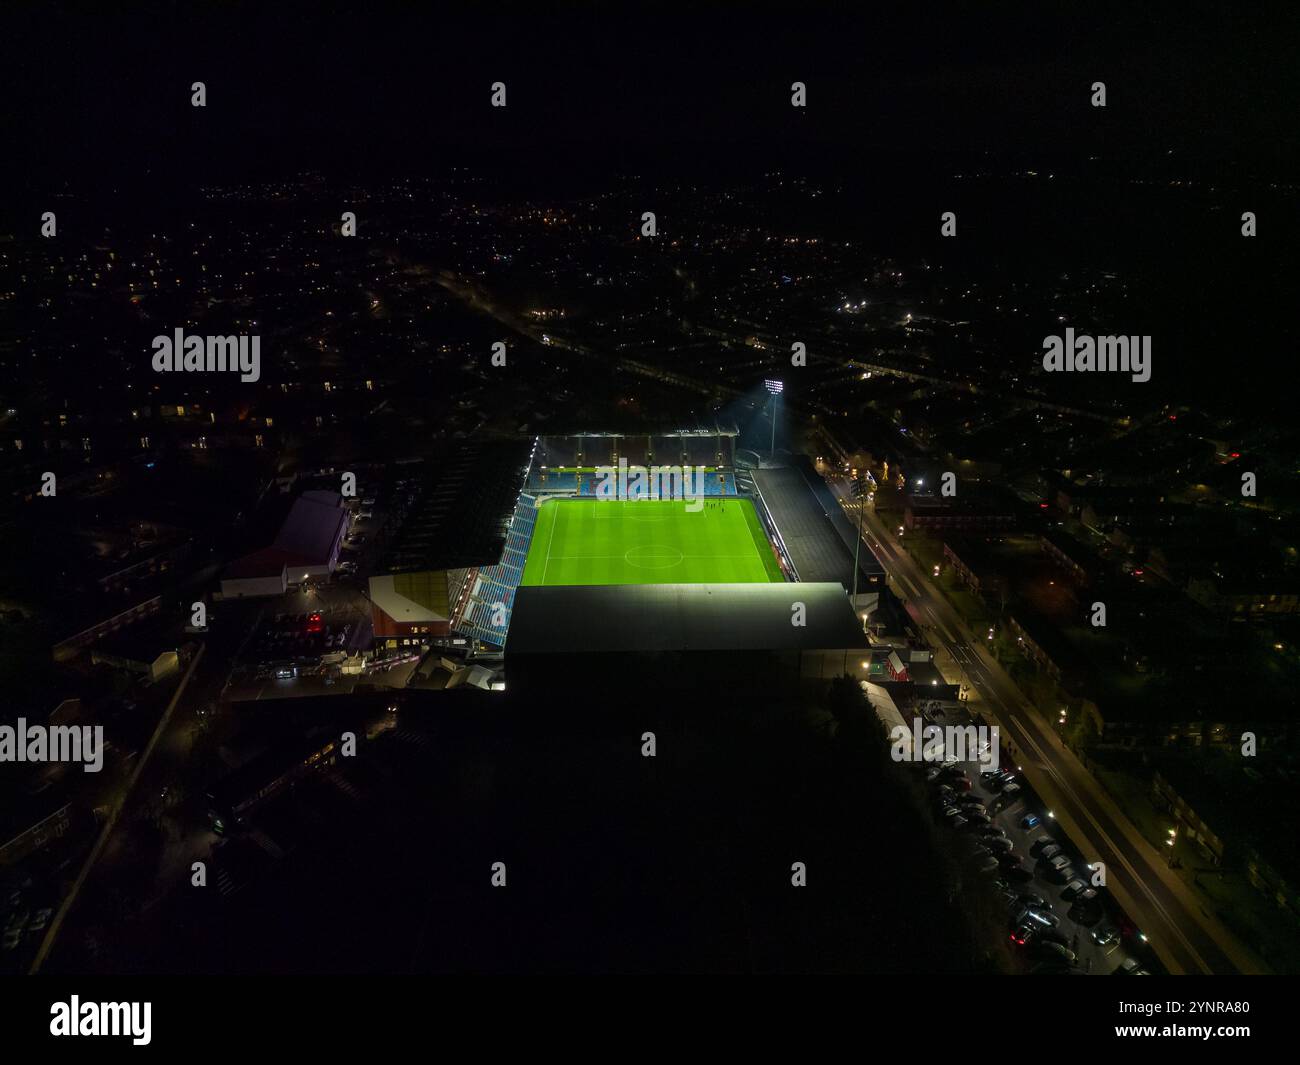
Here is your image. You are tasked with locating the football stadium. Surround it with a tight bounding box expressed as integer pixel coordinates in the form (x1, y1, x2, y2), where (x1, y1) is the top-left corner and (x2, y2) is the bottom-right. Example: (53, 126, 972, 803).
(366, 425, 882, 679)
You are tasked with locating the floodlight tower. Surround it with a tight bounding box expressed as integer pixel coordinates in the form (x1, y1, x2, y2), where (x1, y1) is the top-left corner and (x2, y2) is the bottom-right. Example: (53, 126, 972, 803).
(764, 379, 783, 459)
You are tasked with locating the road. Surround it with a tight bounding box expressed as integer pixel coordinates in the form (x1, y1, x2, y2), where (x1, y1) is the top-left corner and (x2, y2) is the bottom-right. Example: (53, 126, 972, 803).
(827, 476, 1263, 975)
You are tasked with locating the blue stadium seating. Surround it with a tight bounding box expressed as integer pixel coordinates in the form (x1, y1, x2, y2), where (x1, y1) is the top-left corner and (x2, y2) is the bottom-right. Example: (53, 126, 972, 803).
(454, 492, 538, 648)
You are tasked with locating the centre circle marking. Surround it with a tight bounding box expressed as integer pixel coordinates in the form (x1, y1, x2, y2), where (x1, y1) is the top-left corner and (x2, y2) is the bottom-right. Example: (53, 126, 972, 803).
(625, 545, 684, 569)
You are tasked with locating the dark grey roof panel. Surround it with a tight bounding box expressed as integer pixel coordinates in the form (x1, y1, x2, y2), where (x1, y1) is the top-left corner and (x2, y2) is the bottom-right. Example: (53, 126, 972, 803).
(507, 582, 869, 655)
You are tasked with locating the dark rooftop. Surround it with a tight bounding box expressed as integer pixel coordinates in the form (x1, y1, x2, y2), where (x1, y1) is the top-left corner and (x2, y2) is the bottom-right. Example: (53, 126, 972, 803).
(753, 459, 884, 591)
(507, 582, 870, 655)
(379, 441, 534, 574)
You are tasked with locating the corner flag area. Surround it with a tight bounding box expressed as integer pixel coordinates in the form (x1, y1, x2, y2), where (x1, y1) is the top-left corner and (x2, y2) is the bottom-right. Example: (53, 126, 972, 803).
(520, 498, 785, 586)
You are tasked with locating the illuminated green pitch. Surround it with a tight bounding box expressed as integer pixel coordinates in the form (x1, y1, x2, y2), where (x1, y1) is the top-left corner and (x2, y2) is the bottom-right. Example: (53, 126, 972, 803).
(521, 497, 785, 587)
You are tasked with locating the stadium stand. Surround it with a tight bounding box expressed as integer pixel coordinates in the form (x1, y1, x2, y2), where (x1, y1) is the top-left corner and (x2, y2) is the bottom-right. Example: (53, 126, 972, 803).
(453, 492, 539, 648)
(750, 458, 884, 595)
(537, 437, 578, 467)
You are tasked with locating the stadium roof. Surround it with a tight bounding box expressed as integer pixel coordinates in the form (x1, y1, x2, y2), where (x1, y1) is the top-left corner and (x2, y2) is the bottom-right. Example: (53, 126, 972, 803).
(507, 582, 869, 655)
(378, 440, 533, 574)
(752, 460, 884, 589)
(369, 572, 451, 624)
(541, 418, 739, 438)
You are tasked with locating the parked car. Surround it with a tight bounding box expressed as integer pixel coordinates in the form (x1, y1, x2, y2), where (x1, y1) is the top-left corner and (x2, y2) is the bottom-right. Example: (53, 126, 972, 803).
(1091, 925, 1120, 949)
(1020, 814, 1042, 830)
(1029, 836, 1058, 858)
(1016, 894, 1053, 911)
(984, 836, 1015, 853)
(1034, 941, 1076, 964)
(1045, 864, 1076, 885)
(1033, 927, 1071, 948)
(1061, 879, 1093, 902)
(1038, 844, 1065, 863)
(1013, 906, 1060, 930)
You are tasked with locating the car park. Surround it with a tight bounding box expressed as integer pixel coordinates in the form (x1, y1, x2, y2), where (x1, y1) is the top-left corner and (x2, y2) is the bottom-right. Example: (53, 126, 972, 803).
(1029, 836, 1057, 858)
(1016, 894, 1053, 911)
(1039, 844, 1065, 863)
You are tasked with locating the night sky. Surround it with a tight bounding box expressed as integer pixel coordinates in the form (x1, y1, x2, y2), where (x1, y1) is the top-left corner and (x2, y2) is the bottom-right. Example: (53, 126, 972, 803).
(6, 3, 1299, 186)
(3, 3, 1299, 404)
